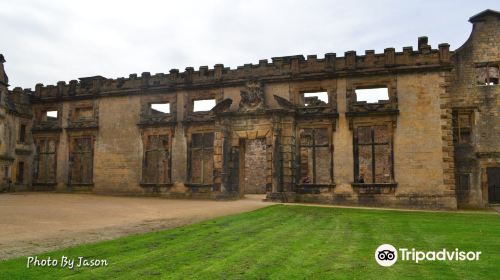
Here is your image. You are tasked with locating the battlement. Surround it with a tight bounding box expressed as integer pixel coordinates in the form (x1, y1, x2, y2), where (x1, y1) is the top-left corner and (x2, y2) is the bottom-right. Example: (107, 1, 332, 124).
(5, 87, 33, 117)
(33, 37, 451, 100)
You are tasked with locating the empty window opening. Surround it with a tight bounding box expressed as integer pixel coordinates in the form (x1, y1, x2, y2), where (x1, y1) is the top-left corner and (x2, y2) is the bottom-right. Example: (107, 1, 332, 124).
(150, 103, 170, 114)
(476, 64, 499, 85)
(355, 88, 389, 103)
(19, 124, 26, 143)
(303, 92, 328, 106)
(193, 99, 216, 112)
(45, 110, 58, 120)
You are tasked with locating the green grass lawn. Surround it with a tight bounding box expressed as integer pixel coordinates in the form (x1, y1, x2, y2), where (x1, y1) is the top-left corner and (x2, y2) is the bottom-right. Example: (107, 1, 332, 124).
(1, 205, 500, 279)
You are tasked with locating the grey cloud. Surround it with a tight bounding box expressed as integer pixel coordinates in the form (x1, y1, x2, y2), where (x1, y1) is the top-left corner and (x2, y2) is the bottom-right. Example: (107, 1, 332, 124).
(0, 0, 498, 88)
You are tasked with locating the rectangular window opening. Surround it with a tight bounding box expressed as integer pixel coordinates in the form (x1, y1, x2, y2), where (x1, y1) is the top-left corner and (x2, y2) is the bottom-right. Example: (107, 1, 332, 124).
(456, 173, 471, 201)
(193, 99, 216, 112)
(16, 161, 24, 183)
(19, 124, 26, 143)
(303, 92, 328, 106)
(190, 132, 214, 184)
(45, 110, 58, 120)
(354, 125, 393, 184)
(34, 138, 57, 183)
(453, 112, 473, 145)
(142, 135, 170, 184)
(476, 64, 499, 85)
(355, 88, 389, 103)
(69, 137, 93, 184)
(299, 128, 331, 184)
(150, 103, 170, 114)
(457, 173, 470, 191)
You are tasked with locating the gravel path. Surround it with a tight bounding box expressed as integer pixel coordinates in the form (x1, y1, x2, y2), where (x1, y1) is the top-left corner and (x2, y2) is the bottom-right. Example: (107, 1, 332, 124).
(0, 193, 270, 260)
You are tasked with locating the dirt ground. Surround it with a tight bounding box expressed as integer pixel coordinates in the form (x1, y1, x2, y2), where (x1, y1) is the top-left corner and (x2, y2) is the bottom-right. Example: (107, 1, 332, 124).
(0, 192, 271, 260)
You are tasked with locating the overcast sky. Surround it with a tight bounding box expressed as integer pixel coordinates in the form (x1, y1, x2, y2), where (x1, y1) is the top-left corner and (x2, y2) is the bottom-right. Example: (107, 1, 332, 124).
(1, 0, 498, 89)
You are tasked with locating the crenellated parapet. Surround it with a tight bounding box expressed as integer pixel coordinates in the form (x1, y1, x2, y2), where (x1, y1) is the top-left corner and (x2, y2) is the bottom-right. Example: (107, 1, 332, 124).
(32, 37, 452, 101)
(5, 87, 33, 118)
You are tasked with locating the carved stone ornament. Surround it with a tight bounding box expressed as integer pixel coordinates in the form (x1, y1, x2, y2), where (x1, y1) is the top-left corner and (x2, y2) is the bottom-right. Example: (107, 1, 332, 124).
(273, 95, 295, 110)
(211, 98, 232, 114)
(238, 80, 265, 112)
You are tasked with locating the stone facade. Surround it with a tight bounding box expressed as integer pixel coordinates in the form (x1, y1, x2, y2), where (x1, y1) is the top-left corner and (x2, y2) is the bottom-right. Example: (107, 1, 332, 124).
(1, 10, 498, 209)
(0, 57, 34, 191)
(447, 10, 500, 208)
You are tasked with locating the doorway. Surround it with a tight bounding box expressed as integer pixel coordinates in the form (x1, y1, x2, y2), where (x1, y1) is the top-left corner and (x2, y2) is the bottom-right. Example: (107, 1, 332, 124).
(240, 138, 267, 194)
(487, 167, 500, 204)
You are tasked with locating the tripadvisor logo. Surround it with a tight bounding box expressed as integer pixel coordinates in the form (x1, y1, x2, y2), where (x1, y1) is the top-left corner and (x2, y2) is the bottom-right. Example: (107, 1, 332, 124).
(375, 244, 398, 267)
(375, 244, 481, 267)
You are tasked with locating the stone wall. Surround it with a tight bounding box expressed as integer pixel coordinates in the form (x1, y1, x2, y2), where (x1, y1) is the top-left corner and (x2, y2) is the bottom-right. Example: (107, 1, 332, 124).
(0, 81, 33, 191)
(243, 138, 267, 194)
(448, 10, 500, 208)
(93, 95, 143, 194)
(4, 10, 499, 210)
(24, 38, 457, 209)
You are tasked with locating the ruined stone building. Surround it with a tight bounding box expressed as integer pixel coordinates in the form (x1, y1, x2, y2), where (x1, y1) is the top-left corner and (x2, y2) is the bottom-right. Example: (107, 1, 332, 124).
(0, 10, 498, 209)
(0, 55, 34, 192)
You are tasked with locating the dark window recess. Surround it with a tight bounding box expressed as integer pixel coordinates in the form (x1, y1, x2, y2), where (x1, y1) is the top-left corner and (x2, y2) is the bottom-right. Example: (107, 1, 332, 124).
(189, 133, 214, 184)
(34, 138, 57, 183)
(453, 112, 473, 144)
(476, 64, 499, 85)
(19, 124, 26, 143)
(16, 161, 24, 183)
(299, 128, 331, 184)
(4, 166, 9, 178)
(69, 137, 93, 184)
(457, 174, 470, 191)
(487, 167, 500, 203)
(354, 125, 393, 183)
(142, 135, 170, 184)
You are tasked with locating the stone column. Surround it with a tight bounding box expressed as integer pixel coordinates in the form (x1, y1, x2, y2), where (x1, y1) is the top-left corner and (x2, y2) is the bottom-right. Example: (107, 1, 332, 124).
(171, 92, 187, 185)
(271, 114, 283, 193)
